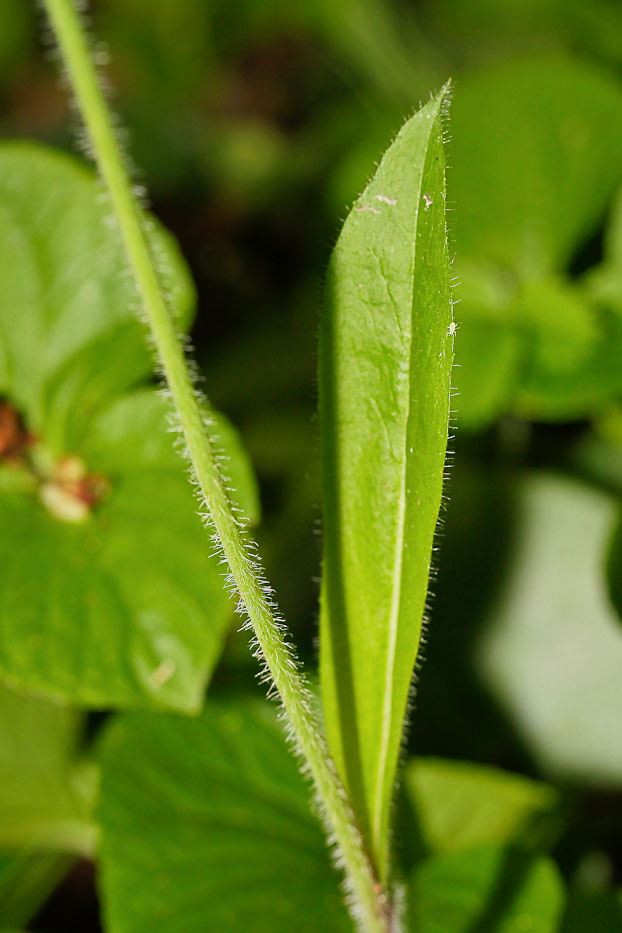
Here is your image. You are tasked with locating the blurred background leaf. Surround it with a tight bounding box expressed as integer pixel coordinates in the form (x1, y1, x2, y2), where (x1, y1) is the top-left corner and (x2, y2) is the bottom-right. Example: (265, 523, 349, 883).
(0, 146, 259, 713)
(0, 684, 95, 855)
(1, 0, 622, 928)
(408, 844, 565, 933)
(98, 700, 349, 933)
(402, 758, 560, 860)
(478, 474, 622, 785)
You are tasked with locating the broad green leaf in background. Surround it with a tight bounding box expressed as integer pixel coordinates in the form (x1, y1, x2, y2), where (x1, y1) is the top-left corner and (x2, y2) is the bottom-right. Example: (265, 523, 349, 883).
(479, 475, 622, 784)
(408, 845, 565, 933)
(455, 267, 622, 429)
(447, 259, 520, 430)
(511, 280, 622, 422)
(0, 143, 194, 454)
(0, 391, 258, 711)
(0, 144, 258, 711)
(0, 684, 95, 854)
(586, 187, 622, 307)
(447, 57, 622, 430)
(319, 86, 453, 877)
(98, 700, 349, 933)
(403, 758, 559, 856)
(449, 56, 622, 275)
(419, 0, 622, 72)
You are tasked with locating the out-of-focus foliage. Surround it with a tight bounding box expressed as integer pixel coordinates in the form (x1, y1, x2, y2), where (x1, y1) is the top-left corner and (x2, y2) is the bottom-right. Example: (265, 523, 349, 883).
(0, 685, 94, 854)
(450, 58, 622, 429)
(560, 890, 622, 931)
(403, 758, 559, 857)
(1, 0, 622, 928)
(0, 144, 258, 713)
(479, 475, 622, 784)
(0, 852, 73, 930)
(98, 701, 350, 933)
(409, 845, 565, 933)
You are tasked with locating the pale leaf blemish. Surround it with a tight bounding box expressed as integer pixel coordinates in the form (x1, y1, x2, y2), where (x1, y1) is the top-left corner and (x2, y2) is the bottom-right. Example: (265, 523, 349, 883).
(355, 205, 381, 215)
(423, 193, 433, 211)
(150, 659, 176, 687)
(375, 194, 397, 206)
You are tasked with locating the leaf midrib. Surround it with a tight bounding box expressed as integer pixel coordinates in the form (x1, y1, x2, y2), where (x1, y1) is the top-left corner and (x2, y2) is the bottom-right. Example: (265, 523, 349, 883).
(370, 107, 439, 863)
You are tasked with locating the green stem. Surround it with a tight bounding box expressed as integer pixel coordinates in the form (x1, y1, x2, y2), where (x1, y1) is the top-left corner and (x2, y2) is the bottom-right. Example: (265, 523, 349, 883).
(41, 1, 393, 929)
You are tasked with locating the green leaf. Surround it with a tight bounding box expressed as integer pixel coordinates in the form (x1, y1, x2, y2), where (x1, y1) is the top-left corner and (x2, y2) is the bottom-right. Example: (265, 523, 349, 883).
(0, 142, 259, 711)
(319, 87, 453, 875)
(454, 267, 622, 429)
(586, 187, 622, 306)
(479, 475, 622, 784)
(0, 684, 95, 854)
(403, 758, 559, 856)
(449, 259, 521, 431)
(447, 57, 622, 430)
(98, 700, 349, 933)
(408, 845, 565, 933)
(0, 852, 73, 930)
(0, 142, 194, 455)
(0, 390, 258, 711)
(449, 56, 622, 275)
(511, 277, 622, 422)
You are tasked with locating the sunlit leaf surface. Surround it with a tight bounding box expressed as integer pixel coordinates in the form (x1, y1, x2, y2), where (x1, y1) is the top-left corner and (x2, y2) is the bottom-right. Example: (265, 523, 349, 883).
(319, 86, 453, 875)
(0, 145, 258, 710)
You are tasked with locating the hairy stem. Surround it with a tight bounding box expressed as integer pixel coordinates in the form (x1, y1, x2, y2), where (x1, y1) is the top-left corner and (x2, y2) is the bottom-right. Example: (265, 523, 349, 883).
(41, 0, 393, 929)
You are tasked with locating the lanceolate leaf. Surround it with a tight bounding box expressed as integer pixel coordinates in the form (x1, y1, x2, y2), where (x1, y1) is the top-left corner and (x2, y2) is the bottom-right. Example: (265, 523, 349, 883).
(319, 86, 453, 877)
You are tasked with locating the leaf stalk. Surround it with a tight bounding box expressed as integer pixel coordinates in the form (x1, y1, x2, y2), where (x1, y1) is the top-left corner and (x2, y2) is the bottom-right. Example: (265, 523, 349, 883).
(41, 0, 393, 928)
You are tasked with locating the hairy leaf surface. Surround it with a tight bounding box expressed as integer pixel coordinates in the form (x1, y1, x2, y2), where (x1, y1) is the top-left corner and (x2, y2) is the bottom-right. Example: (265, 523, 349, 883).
(98, 700, 349, 933)
(319, 86, 453, 875)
